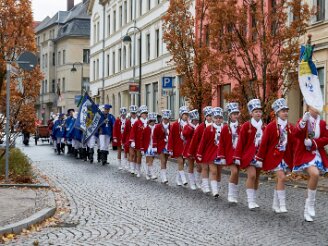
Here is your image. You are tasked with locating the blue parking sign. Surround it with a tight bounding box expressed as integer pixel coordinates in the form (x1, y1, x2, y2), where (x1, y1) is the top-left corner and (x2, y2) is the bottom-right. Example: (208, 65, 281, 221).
(162, 76, 173, 89)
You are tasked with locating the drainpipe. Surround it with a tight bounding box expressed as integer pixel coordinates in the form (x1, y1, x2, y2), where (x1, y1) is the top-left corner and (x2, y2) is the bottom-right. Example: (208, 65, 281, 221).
(102, 4, 106, 104)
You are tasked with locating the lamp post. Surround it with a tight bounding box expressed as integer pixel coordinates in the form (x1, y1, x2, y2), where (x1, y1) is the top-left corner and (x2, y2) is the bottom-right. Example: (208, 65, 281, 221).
(123, 26, 142, 106)
(71, 62, 84, 96)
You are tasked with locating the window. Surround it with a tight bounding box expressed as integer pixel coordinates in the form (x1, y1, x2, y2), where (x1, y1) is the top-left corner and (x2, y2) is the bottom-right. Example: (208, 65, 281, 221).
(205, 25, 210, 46)
(220, 84, 231, 111)
(153, 82, 158, 112)
(52, 52, 55, 66)
(97, 22, 100, 41)
(155, 29, 160, 58)
(83, 49, 90, 64)
(146, 34, 150, 61)
(271, 0, 278, 35)
(83, 77, 90, 93)
(118, 48, 122, 71)
(129, 43, 132, 67)
(124, 1, 127, 24)
(63, 50, 66, 64)
(137, 38, 141, 64)
(146, 84, 151, 106)
(44, 80, 48, 93)
(96, 59, 99, 79)
(147, 0, 151, 10)
(58, 78, 61, 93)
(113, 10, 117, 32)
(316, 0, 325, 21)
(119, 5, 123, 27)
(112, 51, 116, 74)
(108, 14, 111, 36)
(107, 54, 110, 76)
(318, 67, 325, 102)
(58, 51, 61, 65)
(139, 0, 142, 16)
(123, 46, 126, 69)
(45, 54, 48, 68)
(130, 0, 133, 21)
(93, 24, 96, 43)
(93, 60, 96, 80)
(51, 80, 55, 93)
(251, 3, 257, 41)
(62, 78, 65, 92)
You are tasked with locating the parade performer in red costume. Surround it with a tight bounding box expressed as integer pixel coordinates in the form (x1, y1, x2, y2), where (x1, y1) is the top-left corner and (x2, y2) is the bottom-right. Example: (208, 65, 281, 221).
(113, 107, 128, 170)
(124, 105, 138, 173)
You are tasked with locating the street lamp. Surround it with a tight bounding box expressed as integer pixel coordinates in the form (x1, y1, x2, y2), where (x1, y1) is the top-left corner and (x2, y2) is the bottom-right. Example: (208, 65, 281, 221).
(123, 26, 142, 106)
(71, 62, 84, 96)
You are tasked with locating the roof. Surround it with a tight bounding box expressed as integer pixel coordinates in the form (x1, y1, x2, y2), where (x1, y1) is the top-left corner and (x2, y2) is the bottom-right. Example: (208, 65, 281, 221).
(56, 19, 90, 40)
(35, 1, 90, 34)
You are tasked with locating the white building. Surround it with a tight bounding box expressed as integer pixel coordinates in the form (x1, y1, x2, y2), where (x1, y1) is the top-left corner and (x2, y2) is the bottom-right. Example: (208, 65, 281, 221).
(87, 0, 194, 118)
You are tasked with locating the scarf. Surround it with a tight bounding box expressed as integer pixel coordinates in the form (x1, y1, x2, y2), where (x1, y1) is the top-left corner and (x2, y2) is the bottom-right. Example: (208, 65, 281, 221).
(190, 122, 199, 129)
(205, 120, 212, 127)
(120, 117, 126, 134)
(148, 124, 155, 148)
(131, 117, 138, 127)
(230, 121, 238, 149)
(140, 118, 148, 128)
(251, 118, 263, 147)
(179, 119, 188, 141)
(213, 123, 222, 145)
(162, 122, 170, 146)
(308, 115, 320, 139)
(277, 118, 288, 151)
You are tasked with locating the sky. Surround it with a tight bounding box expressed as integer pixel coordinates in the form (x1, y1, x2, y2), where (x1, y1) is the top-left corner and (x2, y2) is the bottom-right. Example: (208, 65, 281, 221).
(32, 0, 83, 21)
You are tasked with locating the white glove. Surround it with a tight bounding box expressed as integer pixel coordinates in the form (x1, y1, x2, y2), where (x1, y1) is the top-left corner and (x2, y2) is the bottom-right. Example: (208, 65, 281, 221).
(141, 151, 145, 155)
(169, 151, 173, 156)
(113, 138, 117, 143)
(302, 112, 310, 122)
(304, 138, 312, 147)
(152, 147, 157, 153)
(253, 160, 263, 168)
(234, 159, 240, 166)
(131, 141, 135, 148)
(220, 159, 226, 165)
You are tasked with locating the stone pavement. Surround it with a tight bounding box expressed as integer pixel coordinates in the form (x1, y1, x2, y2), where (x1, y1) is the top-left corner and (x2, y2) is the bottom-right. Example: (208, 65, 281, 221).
(7, 143, 328, 245)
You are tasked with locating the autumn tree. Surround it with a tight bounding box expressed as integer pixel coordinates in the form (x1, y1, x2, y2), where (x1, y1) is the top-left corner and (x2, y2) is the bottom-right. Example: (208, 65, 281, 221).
(0, 0, 42, 159)
(163, 0, 216, 118)
(207, 0, 312, 122)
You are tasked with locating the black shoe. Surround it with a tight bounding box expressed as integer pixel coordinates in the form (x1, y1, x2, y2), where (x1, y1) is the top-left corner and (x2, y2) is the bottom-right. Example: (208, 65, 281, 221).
(83, 148, 88, 162)
(56, 144, 61, 155)
(101, 150, 109, 165)
(89, 148, 94, 163)
(97, 149, 101, 163)
(61, 144, 65, 154)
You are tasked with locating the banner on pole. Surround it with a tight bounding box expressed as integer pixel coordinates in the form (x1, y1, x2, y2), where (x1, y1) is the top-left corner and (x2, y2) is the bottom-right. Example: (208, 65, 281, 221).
(75, 92, 105, 144)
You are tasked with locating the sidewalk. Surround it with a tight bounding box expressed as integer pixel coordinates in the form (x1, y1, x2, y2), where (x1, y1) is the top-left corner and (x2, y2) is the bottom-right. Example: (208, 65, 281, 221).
(0, 187, 56, 236)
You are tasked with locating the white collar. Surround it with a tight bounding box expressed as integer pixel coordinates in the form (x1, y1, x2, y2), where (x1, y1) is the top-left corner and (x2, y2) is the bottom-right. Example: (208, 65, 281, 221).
(162, 122, 169, 129)
(277, 118, 287, 128)
(205, 120, 212, 127)
(251, 118, 263, 130)
(213, 123, 222, 129)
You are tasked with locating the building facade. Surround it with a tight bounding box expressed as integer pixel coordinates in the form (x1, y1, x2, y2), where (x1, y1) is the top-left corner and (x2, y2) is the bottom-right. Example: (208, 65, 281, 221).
(35, 0, 90, 123)
(87, 0, 194, 118)
(287, 0, 328, 123)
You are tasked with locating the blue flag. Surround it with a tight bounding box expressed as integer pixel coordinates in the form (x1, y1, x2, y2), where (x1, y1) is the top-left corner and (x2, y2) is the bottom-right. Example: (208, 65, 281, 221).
(75, 92, 105, 144)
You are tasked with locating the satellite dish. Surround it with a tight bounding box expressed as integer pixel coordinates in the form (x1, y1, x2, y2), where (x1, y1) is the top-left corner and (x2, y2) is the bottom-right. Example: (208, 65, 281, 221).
(17, 51, 37, 71)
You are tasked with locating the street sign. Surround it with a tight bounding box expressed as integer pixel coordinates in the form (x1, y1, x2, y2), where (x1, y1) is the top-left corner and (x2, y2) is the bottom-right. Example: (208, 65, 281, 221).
(162, 76, 173, 89)
(129, 84, 139, 94)
(17, 52, 38, 71)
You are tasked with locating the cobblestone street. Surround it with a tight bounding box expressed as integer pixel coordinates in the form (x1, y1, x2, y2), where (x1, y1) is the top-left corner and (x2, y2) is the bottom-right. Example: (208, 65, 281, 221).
(9, 144, 328, 245)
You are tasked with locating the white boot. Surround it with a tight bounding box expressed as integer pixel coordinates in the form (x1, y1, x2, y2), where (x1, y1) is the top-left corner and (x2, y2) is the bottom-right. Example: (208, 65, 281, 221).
(254, 189, 260, 208)
(201, 178, 210, 194)
(304, 201, 314, 222)
(233, 184, 239, 203)
(176, 172, 182, 186)
(277, 190, 287, 213)
(210, 180, 219, 197)
(272, 190, 280, 213)
(246, 189, 256, 210)
(145, 165, 151, 180)
(179, 170, 188, 185)
(307, 189, 316, 217)
(161, 169, 168, 184)
(124, 159, 130, 170)
(188, 173, 197, 190)
(228, 183, 238, 203)
(118, 159, 123, 170)
(149, 166, 157, 180)
(135, 164, 141, 178)
(130, 162, 135, 174)
(195, 171, 202, 189)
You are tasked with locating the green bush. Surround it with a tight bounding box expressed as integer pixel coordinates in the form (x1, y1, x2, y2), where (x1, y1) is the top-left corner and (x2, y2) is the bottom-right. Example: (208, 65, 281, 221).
(0, 148, 33, 183)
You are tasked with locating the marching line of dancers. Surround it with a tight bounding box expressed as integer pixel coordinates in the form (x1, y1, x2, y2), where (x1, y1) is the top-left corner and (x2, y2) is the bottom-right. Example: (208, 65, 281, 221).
(50, 98, 328, 222)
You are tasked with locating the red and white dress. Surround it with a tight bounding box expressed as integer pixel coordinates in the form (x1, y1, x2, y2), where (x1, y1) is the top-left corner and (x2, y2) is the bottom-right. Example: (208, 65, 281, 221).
(123, 117, 138, 153)
(188, 121, 210, 160)
(143, 124, 156, 156)
(153, 122, 170, 154)
(196, 123, 222, 164)
(217, 121, 240, 165)
(113, 117, 126, 147)
(182, 123, 198, 159)
(168, 119, 187, 158)
(256, 119, 294, 172)
(292, 116, 328, 173)
(129, 118, 147, 151)
(234, 119, 265, 169)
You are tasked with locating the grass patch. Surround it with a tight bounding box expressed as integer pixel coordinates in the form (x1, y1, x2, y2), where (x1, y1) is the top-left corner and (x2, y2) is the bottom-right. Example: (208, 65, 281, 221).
(0, 148, 33, 183)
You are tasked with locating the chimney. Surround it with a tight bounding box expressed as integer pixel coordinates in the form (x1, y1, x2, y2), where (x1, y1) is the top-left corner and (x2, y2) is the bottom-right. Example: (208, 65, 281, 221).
(67, 0, 74, 11)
